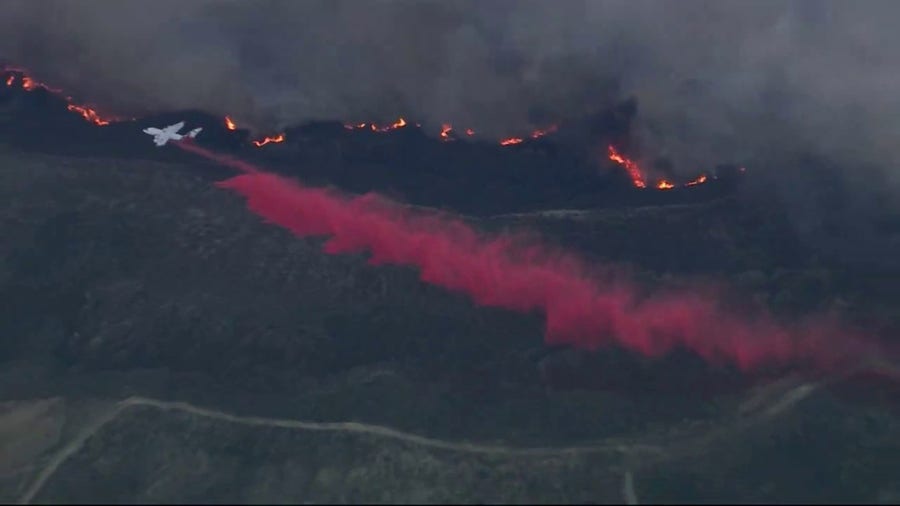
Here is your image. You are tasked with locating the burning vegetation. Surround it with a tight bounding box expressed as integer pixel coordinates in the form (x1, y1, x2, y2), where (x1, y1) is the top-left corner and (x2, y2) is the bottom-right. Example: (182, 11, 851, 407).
(606, 145, 725, 190)
(607, 145, 647, 189)
(251, 133, 286, 147)
(3, 66, 120, 126)
(2, 63, 723, 190)
(499, 124, 559, 146)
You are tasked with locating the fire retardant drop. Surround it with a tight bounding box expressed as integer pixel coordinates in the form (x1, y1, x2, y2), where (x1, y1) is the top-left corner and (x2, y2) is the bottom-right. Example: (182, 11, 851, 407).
(175, 140, 882, 374)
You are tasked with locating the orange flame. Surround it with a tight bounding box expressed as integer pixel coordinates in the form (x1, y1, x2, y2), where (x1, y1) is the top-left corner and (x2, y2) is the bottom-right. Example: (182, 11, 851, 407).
(531, 124, 558, 139)
(373, 117, 407, 132)
(0, 62, 749, 182)
(499, 124, 557, 147)
(2, 66, 118, 125)
(344, 118, 407, 133)
(224, 114, 285, 147)
(685, 174, 708, 187)
(607, 145, 647, 189)
(252, 133, 286, 147)
(66, 104, 110, 126)
(500, 137, 524, 146)
(14, 75, 62, 94)
(340, 118, 559, 146)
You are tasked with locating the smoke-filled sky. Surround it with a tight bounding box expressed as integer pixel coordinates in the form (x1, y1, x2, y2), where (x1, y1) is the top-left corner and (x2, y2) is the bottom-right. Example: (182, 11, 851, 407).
(1, 0, 899, 182)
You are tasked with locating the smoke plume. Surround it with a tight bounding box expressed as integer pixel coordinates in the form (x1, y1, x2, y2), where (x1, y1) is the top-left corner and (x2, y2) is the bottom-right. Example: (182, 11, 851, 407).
(3, 0, 900, 179)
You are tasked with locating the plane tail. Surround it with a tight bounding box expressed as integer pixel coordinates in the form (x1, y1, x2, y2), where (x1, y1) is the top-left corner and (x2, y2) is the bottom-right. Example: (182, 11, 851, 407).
(187, 127, 202, 139)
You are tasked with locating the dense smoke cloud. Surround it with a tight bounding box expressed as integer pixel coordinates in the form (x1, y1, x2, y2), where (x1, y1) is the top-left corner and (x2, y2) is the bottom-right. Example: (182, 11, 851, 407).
(1, 0, 899, 181)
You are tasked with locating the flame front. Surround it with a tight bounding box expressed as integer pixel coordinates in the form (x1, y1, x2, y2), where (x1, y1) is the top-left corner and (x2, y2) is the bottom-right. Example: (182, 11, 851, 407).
(252, 133, 286, 147)
(607, 145, 647, 189)
(67, 105, 110, 126)
(656, 180, 675, 190)
(3, 66, 119, 126)
(344, 117, 408, 133)
(224, 115, 286, 147)
(685, 174, 707, 187)
(1, 62, 741, 185)
(531, 125, 558, 139)
(373, 117, 407, 132)
(498, 124, 557, 147)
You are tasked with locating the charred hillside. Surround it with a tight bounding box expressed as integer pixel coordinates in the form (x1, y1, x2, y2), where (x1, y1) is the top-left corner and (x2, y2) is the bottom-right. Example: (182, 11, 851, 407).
(0, 66, 745, 217)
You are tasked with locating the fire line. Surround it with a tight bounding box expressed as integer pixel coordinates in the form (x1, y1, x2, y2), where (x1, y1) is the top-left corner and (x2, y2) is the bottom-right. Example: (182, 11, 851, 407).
(2, 63, 723, 188)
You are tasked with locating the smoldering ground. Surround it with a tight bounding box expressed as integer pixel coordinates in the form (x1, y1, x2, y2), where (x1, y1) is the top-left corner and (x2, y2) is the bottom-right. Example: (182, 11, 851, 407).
(2, 0, 900, 268)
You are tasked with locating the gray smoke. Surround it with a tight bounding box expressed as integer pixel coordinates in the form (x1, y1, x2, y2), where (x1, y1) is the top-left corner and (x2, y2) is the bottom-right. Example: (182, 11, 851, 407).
(1, 0, 899, 184)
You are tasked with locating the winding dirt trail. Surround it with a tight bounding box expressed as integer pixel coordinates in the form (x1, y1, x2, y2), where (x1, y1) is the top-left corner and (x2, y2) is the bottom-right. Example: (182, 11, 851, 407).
(17, 395, 664, 504)
(18, 381, 824, 504)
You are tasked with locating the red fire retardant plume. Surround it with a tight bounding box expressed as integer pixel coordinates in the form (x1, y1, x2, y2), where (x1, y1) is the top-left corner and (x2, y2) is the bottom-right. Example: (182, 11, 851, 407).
(175, 140, 884, 373)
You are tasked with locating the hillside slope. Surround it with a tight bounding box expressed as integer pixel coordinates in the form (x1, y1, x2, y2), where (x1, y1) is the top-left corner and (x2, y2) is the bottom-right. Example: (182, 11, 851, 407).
(0, 146, 898, 502)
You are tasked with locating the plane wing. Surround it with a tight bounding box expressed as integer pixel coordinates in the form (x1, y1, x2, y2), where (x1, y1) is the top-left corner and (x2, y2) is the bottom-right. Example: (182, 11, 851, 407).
(144, 120, 200, 147)
(162, 121, 185, 135)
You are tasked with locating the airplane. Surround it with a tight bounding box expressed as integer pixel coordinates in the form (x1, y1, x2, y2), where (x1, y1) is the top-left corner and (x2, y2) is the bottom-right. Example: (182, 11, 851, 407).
(142, 121, 202, 147)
